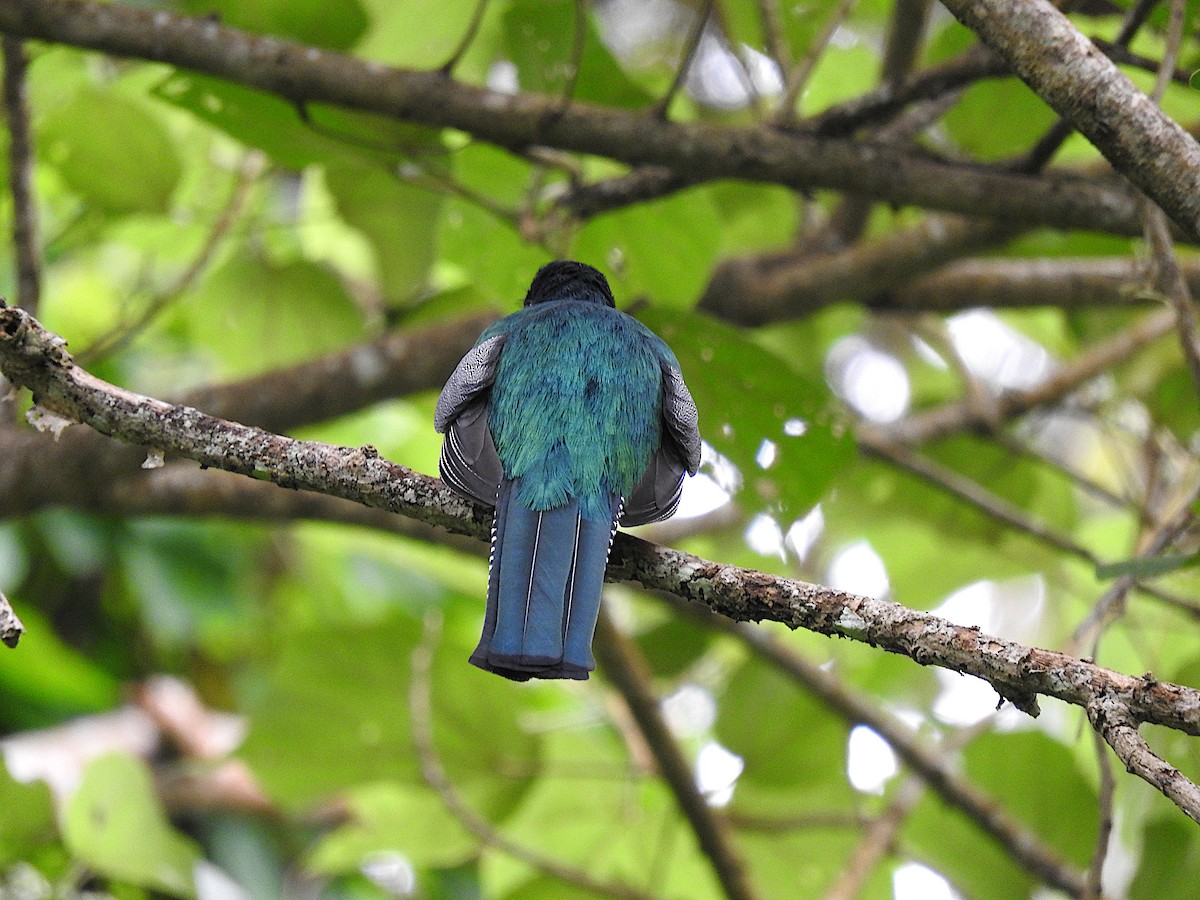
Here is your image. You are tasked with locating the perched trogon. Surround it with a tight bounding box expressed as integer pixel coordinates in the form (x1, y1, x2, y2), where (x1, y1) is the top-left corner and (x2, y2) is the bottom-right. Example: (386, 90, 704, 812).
(435, 261, 701, 681)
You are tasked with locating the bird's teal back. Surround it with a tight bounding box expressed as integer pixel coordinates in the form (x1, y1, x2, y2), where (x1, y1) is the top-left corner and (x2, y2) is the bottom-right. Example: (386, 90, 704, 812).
(487, 300, 666, 521)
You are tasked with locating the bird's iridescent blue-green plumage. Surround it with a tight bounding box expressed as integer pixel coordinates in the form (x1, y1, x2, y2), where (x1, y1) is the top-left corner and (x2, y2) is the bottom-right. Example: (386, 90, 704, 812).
(435, 260, 700, 680)
(481, 299, 674, 521)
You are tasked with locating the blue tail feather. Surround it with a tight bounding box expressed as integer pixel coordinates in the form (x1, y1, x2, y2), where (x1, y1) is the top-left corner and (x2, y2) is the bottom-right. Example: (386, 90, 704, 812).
(469, 478, 619, 681)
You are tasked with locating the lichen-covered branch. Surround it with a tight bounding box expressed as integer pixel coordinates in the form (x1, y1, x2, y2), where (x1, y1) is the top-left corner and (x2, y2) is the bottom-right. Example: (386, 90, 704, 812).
(0, 310, 492, 516)
(3, 301, 1200, 812)
(939, 0, 1200, 239)
(0, 586, 22, 648)
(1089, 699, 1200, 825)
(5, 296, 1200, 829)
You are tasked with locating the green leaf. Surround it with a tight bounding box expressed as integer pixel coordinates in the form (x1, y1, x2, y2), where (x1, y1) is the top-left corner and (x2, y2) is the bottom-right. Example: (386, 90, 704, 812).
(176, 0, 368, 50)
(356, 0, 504, 73)
(40, 88, 181, 215)
(636, 308, 855, 521)
(1096, 553, 1200, 581)
(64, 754, 201, 898)
(176, 253, 366, 379)
(1131, 813, 1200, 899)
(907, 731, 1096, 898)
(715, 656, 851, 800)
(573, 188, 722, 311)
(503, 0, 652, 107)
(486, 728, 720, 898)
(239, 611, 541, 817)
(0, 769, 55, 865)
(0, 604, 121, 729)
(239, 615, 423, 809)
(307, 781, 478, 873)
(119, 520, 268, 652)
(325, 161, 442, 306)
(634, 617, 714, 678)
(943, 79, 1059, 160)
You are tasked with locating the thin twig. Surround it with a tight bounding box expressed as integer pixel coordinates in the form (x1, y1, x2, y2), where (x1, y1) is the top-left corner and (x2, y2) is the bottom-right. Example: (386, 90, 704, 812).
(1069, 480, 1200, 653)
(593, 607, 759, 900)
(772, 0, 856, 126)
(681, 605, 1090, 895)
(823, 775, 926, 900)
(78, 152, 264, 364)
(1089, 700, 1200, 825)
(863, 438, 1100, 562)
(753, 0, 789, 74)
(438, 0, 490, 76)
(2, 36, 39, 315)
(652, 0, 713, 118)
(1138, 0, 1200, 399)
(556, 0, 588, 112)
(879, 308, 1177, 445)
(409, 613, 659, 900)
(1084, 727, 1116, 899)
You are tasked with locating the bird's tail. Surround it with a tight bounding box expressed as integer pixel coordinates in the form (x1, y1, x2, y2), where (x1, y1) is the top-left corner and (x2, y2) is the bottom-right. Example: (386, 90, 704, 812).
(470, 478, 619, 681)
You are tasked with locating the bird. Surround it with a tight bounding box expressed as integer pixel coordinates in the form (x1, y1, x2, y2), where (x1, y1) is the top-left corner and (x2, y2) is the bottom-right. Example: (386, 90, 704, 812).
(435, 261, 701, 681)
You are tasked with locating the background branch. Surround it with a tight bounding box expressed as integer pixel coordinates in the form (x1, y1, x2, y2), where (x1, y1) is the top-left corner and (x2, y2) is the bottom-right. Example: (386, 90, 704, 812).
(593, 608, 758, 900)
(0, 0, 1172, 240)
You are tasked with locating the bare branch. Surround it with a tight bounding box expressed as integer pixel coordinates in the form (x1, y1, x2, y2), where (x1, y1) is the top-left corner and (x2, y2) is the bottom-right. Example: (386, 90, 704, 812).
(1089, 700, 1200, 825)
(823, 776, 925, 900)
(806, 43, 1007, 137)
(0, 0, 1163, 239)
(689, 607, 1090, 894)
(700, 218, 1017, 325)
(2, 35, 39, 314)
(437, 0, 489, 76)
(772, 0, 856, 126)
(888, 256, 1200, 313)
(878, 308, 1177, 445)
(939, 0, 1200, 239)
(0, 310, 493, 517)
(652, 0, 712, 118)
(78, 152, 265, 364)
(1084, 727, 1116, 899)
(593, 608, 758, 900)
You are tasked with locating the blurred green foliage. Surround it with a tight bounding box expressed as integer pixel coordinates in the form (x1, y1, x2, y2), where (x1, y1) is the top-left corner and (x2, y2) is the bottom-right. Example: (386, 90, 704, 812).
(1, 0, 1198, 898)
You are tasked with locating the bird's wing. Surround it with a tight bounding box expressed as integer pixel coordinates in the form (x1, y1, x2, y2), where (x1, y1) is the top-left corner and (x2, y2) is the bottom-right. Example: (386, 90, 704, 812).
(439, 400, 504, 506)
(661, 365, 702, 474)
(436, 333, 506, 506)
(433, 333, 506, 432)
(619, 446, 688, 526)
(619, 362, 701, 527)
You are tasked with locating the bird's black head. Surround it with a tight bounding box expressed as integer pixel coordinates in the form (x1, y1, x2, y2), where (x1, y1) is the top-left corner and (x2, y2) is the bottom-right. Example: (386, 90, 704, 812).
(523, 260, 615, 308)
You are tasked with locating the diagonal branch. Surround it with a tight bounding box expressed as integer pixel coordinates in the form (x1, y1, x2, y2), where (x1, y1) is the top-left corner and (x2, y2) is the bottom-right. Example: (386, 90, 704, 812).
(1089, 699, 1200, 824)
(679, 602, 1089, 894)
(875, 308, 1178, 445)
(0, 310, 493, 517)
(939, 0, 1200, 238)
(4, 304, 1200, 748)
(593, 607, 758, 900)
